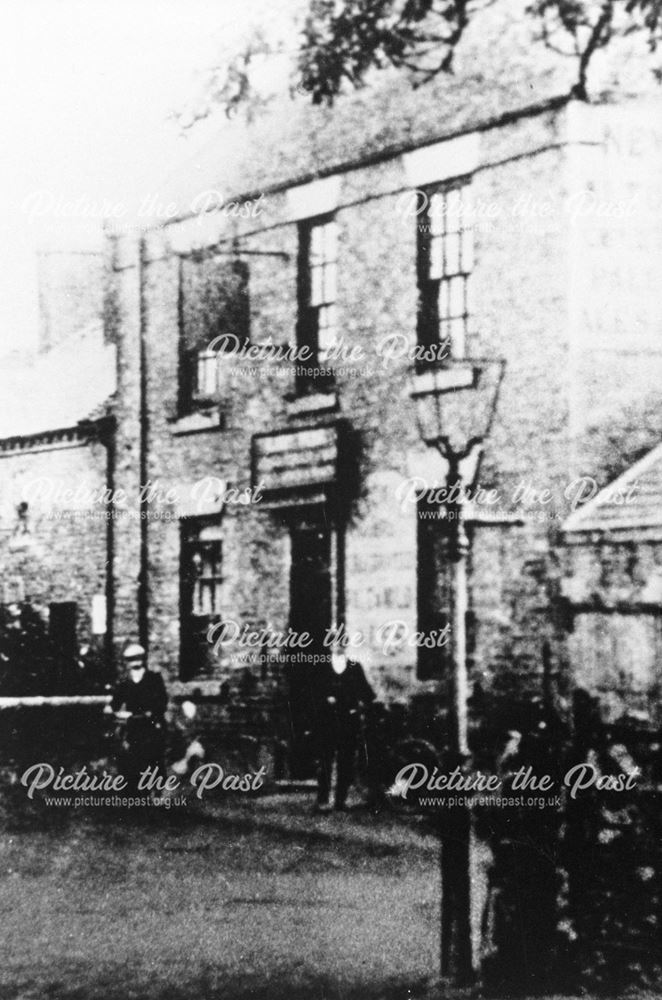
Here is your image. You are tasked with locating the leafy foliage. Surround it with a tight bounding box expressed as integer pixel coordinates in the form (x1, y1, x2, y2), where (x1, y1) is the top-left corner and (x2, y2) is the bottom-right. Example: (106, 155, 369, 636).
(299, 0, 662, 101)
(297, 0, 482, 103)
(179, 0, 662, 127)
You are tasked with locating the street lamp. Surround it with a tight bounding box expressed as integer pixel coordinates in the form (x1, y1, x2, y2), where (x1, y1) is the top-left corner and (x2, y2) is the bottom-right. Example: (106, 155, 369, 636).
(409, 357, 505, 986)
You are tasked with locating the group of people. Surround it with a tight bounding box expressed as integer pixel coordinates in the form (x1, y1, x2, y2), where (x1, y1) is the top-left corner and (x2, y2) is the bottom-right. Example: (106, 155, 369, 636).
(111, 641, 376, 809)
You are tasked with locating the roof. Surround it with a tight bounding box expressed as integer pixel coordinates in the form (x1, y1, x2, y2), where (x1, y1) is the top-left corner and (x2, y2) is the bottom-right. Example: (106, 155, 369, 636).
(155, 49, 573, 223)
(0, 323, 116, 441)
(563, 443, 662, 536)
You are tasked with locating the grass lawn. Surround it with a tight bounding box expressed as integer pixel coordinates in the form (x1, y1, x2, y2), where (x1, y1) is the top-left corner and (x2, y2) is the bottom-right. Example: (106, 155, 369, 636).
(2, 793, 659, 1000)
(0, 793, 444, 1000)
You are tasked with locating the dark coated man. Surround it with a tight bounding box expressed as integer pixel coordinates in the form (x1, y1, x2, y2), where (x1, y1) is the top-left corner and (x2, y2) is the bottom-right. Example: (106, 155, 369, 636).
(314, 646, 375, 811)
(111, 643, 168, 791)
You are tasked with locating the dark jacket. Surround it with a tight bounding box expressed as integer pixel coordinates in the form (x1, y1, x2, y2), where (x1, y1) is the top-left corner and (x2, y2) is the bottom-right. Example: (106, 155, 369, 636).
(316, 658, 375, 723)
(112, 670, 168, 721)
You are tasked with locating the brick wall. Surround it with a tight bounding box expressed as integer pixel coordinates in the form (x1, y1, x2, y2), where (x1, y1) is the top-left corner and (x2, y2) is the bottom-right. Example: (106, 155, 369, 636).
(0, 432, 109, 642)
(561, 535, 662, 723)
(105, 96, 662, 734)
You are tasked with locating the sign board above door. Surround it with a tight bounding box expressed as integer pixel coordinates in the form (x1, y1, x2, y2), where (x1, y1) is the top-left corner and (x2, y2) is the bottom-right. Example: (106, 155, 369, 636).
(252, 423, 340, 501)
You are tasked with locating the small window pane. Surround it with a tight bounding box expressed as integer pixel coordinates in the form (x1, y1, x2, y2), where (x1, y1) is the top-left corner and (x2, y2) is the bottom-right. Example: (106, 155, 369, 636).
(429, 236, 443, 279)
(197, 350, 217, 397)
(449, 276, 465, 317)
(310, 221, 338, 307)
(445, 189, 463, 233)
(449, 318, 465, 359)
(318, 305, 337, 356)
(188, 536, 222, 616)
(201, 583, 213, 616)
(439, 318, 451, 346)
(444, 232, 460, 276)
(310, 225, 325, 260)
(429, 194, 445, 236)
(439, 280, 450, 321)
(311, 264, 324, 306)
(461, 229, 474, 272)
(324, 221, 338, 262)
(323, 261, 337, 302)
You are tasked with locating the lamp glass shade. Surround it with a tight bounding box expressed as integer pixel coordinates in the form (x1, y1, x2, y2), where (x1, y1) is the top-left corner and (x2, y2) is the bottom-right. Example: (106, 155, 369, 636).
(409, 358, 505, 458)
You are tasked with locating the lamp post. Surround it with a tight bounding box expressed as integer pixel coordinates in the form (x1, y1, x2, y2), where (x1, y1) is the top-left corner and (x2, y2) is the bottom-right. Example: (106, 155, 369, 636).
(410, 358, 505, 986)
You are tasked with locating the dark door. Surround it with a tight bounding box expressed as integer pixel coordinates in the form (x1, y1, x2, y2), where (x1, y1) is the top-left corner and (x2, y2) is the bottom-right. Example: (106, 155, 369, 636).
(287, 517, 332, 778)
(49, 601, 78, 691)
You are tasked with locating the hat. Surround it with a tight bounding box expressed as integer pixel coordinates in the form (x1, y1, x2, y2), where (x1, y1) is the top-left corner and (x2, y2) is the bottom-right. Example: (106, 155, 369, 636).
(123, 643, 146, 663)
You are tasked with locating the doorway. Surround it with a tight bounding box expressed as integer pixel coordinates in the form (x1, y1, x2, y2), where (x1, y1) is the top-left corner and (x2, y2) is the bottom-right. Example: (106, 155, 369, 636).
(286, 511, 333, 778)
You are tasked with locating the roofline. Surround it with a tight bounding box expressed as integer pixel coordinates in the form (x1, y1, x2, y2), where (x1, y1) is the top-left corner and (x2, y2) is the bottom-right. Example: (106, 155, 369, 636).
(138, 92, 573, 235)
(564, 519, 662, 535)
(0, 415, 115, 455)
(563, 440, 662, 533)
(563, 524, 662, 545)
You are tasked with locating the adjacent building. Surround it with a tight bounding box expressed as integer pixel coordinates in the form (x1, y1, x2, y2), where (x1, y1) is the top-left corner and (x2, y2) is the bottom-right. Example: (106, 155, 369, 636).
(0, 251, 115, 683)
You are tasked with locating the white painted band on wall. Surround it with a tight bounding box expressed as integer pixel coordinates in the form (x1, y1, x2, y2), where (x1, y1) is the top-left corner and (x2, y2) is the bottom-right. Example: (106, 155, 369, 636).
(403, 132, 480, 187)
(286, 176, 342, 222)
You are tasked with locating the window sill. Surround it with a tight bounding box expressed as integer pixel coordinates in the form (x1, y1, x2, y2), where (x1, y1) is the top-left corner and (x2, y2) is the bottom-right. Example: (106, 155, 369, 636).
(285, 391, 338, 418)
(410, 363, 477, 396)
(170, 407, 225, 436)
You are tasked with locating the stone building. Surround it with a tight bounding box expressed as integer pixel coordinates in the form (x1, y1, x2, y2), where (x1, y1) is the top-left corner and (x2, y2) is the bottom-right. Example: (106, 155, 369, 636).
(0, 253, 115, 690)
(3, 74, 662, 757)
(100, 79, 662, 763)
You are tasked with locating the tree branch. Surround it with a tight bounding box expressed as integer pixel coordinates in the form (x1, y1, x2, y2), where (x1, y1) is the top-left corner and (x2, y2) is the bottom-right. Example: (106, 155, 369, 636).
(572, 0, 614, 99)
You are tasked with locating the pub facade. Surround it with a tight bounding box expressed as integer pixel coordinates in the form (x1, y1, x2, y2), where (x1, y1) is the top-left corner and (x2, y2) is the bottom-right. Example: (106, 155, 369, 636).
(6, 81, 661, 764)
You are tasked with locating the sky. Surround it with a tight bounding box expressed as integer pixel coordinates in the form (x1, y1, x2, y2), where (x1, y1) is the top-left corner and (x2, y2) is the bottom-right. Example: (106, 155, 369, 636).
(1, 0, 657, 359)
(0, 0, 290, 355)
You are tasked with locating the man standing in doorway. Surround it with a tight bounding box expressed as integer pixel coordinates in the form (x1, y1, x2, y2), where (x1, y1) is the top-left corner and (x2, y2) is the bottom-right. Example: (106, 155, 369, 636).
(314, 642, 375, 812)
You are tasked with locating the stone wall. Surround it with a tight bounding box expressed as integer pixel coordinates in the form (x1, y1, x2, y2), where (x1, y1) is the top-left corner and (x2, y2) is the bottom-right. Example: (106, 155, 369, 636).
(561, 535, 662, 723)
(0, 431, 110, 643)
(104, 96, 662, 736)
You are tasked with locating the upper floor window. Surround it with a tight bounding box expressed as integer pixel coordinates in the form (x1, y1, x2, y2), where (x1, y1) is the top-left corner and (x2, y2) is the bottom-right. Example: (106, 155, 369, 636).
(179, 258, 249, 415)
(417, 181, 473, 363)
(195, 347, 219, 402)
(297, 216, 338, 393)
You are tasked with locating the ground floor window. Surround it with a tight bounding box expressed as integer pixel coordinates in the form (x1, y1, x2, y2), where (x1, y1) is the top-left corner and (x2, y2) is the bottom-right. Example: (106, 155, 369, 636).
(180, 520, 224, 681)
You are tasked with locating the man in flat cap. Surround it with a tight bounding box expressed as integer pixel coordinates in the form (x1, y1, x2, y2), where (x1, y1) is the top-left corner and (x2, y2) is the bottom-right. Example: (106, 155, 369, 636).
(111, 643, 168, 792)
